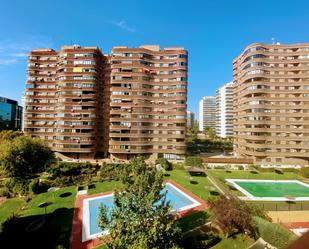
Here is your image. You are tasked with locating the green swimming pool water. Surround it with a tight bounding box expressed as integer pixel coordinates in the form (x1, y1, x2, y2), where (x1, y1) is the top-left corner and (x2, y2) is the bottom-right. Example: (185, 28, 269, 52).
(235, 181, 309, 197)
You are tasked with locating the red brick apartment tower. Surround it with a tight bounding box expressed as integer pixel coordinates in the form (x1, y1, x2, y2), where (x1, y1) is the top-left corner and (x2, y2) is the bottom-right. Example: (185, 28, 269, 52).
(233, 43, 309, 166)
(24, 45, 108, 159)
(109, 45, 188, 161)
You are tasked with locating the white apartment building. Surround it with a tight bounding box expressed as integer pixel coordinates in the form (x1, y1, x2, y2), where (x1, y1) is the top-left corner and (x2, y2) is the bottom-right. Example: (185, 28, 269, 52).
(199, 96, 216, 131)
(215, 82, 234, 138)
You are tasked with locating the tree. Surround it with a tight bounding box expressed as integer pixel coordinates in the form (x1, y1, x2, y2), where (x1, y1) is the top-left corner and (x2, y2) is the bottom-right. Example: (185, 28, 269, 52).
(98, 156, 182, 249)
(155, 158, 173, 171)
(203, 126, 217, 140)
(0, 136, 54, 177)
(208, 196, 253, 237)
(185, 156, 203, 168)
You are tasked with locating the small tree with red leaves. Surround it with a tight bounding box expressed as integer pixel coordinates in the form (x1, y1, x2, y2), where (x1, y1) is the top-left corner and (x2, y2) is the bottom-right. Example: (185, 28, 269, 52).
(208, 195, 253, 237)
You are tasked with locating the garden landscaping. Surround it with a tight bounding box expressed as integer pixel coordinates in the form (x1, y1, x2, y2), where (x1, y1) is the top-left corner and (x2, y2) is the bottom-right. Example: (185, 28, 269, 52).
(0, 160, 303, 249)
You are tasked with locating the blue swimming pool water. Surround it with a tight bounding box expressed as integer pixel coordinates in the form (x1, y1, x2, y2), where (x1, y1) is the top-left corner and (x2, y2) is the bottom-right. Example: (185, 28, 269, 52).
(87, 184, 197, 236)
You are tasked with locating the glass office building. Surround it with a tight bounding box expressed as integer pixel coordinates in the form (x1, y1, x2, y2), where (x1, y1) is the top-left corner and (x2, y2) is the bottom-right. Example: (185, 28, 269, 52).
(0, 97, 22, 131)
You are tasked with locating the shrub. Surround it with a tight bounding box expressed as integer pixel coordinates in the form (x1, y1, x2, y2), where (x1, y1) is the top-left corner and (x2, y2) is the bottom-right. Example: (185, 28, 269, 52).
(208, 196, 253, 237)
(238, 165, 244, 170)
(4, 178, 30, 197)
(12, 180, 29, 196)
(300, 167, 309, 179)
(28, 178, 40, 194)
(185, 156, 203, 168)
(253, 216, 297, 249)
(0, 187, 10, 197)
(155, 158, 173, 171)
(100, 163, 129, 181)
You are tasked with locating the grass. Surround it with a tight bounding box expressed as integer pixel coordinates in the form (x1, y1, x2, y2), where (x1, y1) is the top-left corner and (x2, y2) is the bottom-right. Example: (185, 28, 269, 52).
(88, 180, 122, 195)
(0, 167, 303, 248)
(0, 198, 25, 225)
(208, 169, 303, 181)
(253, 216, 297, 249)
(165, 169, 215, 201)
(211, 234, 253, 249)
(22, 186, 76, 217)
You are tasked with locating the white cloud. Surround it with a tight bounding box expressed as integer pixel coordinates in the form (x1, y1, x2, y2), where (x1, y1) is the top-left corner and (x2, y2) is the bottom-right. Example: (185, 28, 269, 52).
(0, 58, 17, 66)
(0, 36, 53, 67)
(111, 20, 135, 32)
(10, 52, 28, 57)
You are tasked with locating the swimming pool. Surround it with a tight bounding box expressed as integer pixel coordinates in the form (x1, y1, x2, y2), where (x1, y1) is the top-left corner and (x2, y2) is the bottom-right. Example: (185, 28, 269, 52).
(82, 182, 202, 242)
(226, 179, 309, 201)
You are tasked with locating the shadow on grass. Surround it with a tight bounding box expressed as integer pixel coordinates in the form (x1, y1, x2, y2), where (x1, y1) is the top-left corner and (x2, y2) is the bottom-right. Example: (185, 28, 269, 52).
(210, 191, 220, 196)
(0, 207, 74, 249)
(190, 180, 199, 185)
(59, 192, 72, 198)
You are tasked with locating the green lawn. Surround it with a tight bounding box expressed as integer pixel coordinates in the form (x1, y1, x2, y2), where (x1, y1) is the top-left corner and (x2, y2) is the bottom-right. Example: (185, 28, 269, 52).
(211, 234, 253, 249)
(0, 198, 25, 225)
(208, 169, 303, 181)
(87, 180, 122, 195)
(165, 169, 215, 201)
(0, 167, 303, 248)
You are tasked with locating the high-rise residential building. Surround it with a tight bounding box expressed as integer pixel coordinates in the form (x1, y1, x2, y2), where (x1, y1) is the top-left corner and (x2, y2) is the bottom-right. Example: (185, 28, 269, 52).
(186, 111, 195, 129)
(0, 97, 22, 131)
(233, 42, 309, 166)
(199, 96, 216, 131)
(109, 45, 188, 161)
(24, 44, 188, 161)
(215, 82, 234, 138)
(24, 45, 108, 159)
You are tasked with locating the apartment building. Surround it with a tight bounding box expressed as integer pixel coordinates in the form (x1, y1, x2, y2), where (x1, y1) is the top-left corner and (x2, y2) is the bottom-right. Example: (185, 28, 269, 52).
(215, 82, 234, 138)
(0, 96, 22, 131)
(24, 44, 188, 160)
(186, 111, 195, 129)
(109, 45, 188, 161)
(233, 43, 309, 166)
(199, 96, 216, 131)
(24, 45, 107, 159)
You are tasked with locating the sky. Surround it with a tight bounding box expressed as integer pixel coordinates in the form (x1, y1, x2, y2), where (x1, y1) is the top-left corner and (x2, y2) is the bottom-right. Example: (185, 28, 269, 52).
(1, 0, 309, 118)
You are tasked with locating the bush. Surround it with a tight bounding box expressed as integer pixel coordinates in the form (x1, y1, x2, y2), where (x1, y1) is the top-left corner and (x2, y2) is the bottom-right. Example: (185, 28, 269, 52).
(300, 167, 309, 179)
(28, 178, 40, 194)
(238, 165, 244, 170)
(12, 180, 29, 196)
(4, 178, 29, 197)
(0, 187, 10, 197)
(155, 158, 173, 171)
(100, 163, 129, 181)
(253, 216, 297, 249)
(185, 156, 203, 168)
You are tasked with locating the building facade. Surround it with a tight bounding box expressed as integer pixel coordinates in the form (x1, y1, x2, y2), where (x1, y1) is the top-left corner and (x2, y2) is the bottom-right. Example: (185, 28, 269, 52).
(215, 82, 234, 138)
(186, 111, 195, 129)
(199, 96, 216, 131)
(0, 97, 22, 131)
(109, 45, 188, 161)
(24, 44, 188, 160)
(233, 42, 309, 166)
(24, 45, 107, 159)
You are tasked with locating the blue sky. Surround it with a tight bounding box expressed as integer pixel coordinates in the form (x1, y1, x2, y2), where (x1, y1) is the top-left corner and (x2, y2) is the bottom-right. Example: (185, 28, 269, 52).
(1, 0, 309, 117)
